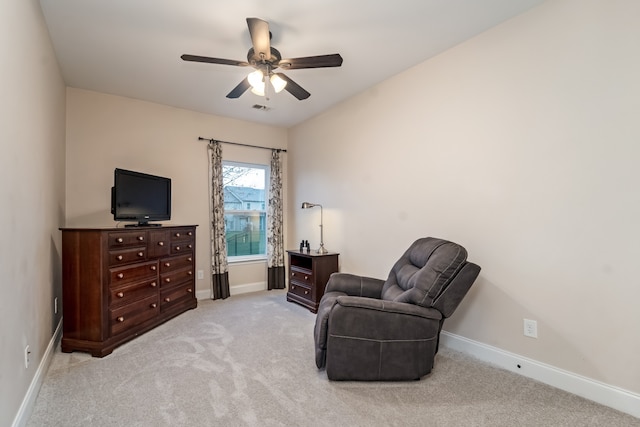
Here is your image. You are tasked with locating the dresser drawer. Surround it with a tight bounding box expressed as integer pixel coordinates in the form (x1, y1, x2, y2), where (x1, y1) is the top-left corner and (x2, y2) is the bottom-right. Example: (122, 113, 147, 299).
(109, 278, 158, 307)
(171, 241, 194, 255)
(109, 247, 146, 266)
(170, 228, 195, 242)
(148, 229, 171, 258)
(108, 231, 147, 248)
(160, 254, 194, 273)
(160, 267, 194, 288)
(110, 261, 158, 286)
(290, 266, 313, 286)
(289, 281, 313, 300)
(161, 282, 195, 311)
(110, 294, 159, 336)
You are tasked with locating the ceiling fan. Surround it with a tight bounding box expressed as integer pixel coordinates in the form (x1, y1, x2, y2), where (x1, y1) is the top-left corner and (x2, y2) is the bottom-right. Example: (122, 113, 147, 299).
(181, 17, 343, 100)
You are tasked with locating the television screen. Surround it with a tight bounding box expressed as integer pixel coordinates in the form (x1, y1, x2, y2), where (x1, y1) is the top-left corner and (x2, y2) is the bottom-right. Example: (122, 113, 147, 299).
(111, 168, 171, 226)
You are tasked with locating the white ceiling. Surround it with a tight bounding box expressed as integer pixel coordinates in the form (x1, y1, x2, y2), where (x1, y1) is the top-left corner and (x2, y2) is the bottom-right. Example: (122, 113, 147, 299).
(39, 0, 545, 128)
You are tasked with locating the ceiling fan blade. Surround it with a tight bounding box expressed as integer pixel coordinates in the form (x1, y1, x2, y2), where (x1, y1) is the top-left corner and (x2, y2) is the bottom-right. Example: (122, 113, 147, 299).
(278, 54, 343, 70)
(181, 54, 249, 67)
(276, 73, 310, 100)
(226, 78, 251, 99)
(246, 18, 271, 61)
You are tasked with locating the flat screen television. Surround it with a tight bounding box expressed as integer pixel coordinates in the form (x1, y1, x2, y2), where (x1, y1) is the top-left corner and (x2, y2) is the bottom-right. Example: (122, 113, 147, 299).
(111, 168, 171, 226)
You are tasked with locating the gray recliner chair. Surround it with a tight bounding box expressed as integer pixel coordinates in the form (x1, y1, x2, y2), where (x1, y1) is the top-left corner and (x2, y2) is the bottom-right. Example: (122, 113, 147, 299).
(314, 237, 480, 381)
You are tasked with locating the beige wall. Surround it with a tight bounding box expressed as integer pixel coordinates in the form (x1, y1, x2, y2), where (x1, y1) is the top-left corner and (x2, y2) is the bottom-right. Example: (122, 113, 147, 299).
(0, 0, 66, 425)
(65, 88, 287, 298)
(288, 0, 640, 394)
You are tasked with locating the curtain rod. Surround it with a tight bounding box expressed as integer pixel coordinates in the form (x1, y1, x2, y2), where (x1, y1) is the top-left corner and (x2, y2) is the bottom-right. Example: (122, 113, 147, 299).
(198, 137, 287, 153)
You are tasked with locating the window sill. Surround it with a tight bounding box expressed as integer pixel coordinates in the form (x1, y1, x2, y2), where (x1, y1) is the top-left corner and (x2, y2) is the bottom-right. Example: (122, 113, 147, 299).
(228, 255, 267, 265)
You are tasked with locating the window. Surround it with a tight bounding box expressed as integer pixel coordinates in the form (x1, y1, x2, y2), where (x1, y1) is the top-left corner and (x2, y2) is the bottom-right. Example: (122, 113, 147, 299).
(222, 161, 268, 260)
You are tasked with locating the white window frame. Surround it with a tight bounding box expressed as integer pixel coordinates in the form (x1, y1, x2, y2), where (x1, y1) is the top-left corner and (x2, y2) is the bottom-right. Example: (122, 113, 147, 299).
(222, 161, 269, 263)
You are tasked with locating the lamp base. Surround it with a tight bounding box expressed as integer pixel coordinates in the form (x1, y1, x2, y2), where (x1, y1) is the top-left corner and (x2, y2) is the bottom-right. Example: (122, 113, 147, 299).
(316, 244, 328, 254)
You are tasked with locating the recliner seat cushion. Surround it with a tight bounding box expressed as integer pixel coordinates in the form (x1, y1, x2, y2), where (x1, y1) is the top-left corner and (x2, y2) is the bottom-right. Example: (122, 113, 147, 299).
(381, 238, 467, 308)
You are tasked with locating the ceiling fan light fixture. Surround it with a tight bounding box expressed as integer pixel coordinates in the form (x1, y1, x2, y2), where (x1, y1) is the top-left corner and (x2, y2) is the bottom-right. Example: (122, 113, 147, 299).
(270, 74, 287, 93)
(250, 86, 265, 96)
(248, 69, 265, 91)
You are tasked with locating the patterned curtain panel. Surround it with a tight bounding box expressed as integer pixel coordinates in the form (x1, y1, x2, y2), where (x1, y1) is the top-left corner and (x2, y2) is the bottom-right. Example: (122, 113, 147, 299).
(208, 142, 230, 299)
(267, 149, 285, 290)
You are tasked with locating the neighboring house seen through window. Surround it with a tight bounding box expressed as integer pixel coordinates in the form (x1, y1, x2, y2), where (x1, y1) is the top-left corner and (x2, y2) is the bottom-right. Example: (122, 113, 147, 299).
(222, 161, 268, 260)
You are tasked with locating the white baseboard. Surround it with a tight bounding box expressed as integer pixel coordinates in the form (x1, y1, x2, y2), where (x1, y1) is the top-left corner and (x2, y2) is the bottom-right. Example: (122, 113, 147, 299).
(196, 281, 267, 300)
(196, 287, 211, 300)
(12, 319, 63, 427)
(230, 281, 266, 296)
(440, 331, 640, 419)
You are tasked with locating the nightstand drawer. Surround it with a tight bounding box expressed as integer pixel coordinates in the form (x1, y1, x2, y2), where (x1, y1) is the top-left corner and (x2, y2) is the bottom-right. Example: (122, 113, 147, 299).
(290, 267, 313, 286)
(289, 282, 313, 300)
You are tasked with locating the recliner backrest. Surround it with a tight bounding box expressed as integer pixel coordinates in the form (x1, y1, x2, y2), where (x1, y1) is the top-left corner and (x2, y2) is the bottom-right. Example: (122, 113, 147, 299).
(381, 237, 468, 309)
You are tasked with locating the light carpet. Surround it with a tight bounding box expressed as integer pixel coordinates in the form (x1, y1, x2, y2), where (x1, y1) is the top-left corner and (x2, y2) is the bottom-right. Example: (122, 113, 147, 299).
(27, 290, 639, 426)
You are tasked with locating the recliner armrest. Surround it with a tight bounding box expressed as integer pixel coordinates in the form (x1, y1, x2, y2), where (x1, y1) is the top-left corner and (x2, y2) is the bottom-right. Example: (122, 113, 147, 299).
(335, 296, 442, 320)
(325, 273, 385, 298)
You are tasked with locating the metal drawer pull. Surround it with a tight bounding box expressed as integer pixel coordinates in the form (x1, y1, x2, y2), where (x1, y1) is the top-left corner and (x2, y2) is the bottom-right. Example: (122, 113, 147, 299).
(188, 257, 193, 262)
(187, 288, 193, 293)
(117, 273, 124, 279)
(176, 246, 181, 251)
(116, 238, 123, 243)
(150, 303, 157, 308)
(150, 265, 157, 271)
(158, 241, 164, 246)
(137, 236, 144, 241)
(188, 231, 193, 236)
(165, 278, 171, 283)
(187, 271, 193, 275)
(116, 292, 124, 298)
(138, 252, 144, 257)
(175, 233, 181, 237)
(305, 276, 309, 280)
(165, 262, 171, 267)
(188, 244, 193, 249)
(150, 282, 157, 287)
(304, 290, 309, 295)
(291, 285, 295, 290)
(117, 316, 125, 322)
(116, 255, 123, 261)
(164, 297, 171, 302)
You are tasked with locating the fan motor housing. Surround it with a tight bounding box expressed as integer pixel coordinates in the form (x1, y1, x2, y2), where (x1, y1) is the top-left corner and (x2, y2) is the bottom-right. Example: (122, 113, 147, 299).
(247, 47, 282, 69)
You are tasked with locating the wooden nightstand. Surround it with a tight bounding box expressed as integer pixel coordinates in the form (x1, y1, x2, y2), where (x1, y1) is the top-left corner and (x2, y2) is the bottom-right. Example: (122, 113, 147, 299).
(286, 250, 339, 313)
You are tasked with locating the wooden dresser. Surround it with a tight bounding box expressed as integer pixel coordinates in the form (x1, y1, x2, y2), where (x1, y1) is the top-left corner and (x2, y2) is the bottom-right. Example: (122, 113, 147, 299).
(286, 250, 339, 313)
(60, 225, 197, 357)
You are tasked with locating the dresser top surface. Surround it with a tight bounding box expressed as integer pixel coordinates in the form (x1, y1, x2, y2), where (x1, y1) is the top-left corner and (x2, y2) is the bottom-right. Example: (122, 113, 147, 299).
(60, 225, 198, 231)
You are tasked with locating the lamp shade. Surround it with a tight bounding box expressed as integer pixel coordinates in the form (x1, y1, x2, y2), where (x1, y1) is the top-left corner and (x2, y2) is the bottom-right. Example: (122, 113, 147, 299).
(270, 74, 287, 93)
(248, 69, 265, 96)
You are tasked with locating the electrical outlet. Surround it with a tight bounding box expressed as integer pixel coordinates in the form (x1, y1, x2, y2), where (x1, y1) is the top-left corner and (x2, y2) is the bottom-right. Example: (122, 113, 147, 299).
(24, 345, 30, 369)
(523, 318, 538, 338)
(197, 270, 204, 280)
(54, 297, 58, 314)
